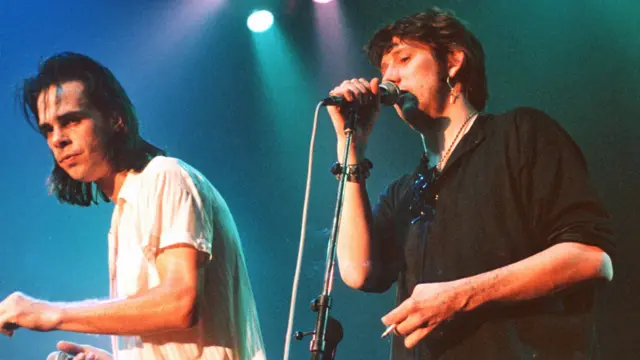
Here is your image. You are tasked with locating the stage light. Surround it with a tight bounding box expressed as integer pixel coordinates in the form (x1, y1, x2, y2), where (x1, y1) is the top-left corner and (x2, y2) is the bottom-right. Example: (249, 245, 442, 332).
(247, 10, 274, 33)
(313, 0, 334, 3)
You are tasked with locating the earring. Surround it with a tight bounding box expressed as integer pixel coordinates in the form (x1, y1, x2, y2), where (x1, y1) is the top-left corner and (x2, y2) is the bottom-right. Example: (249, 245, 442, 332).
(446, 76, 458, 104)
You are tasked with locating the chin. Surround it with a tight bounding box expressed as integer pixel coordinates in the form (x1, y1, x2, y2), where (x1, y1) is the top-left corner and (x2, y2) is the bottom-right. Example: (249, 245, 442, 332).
(68, 173, 92, 183)
(65, 167, 93, 183)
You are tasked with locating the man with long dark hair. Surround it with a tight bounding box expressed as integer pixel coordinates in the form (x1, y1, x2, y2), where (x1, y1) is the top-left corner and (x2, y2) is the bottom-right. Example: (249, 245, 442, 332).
(0, 52, 265, 360)
(328, 8, 614, 359)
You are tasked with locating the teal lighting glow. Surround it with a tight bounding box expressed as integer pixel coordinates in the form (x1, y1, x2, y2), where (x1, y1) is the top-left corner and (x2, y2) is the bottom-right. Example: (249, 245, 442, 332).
(247, 10, 274, 33)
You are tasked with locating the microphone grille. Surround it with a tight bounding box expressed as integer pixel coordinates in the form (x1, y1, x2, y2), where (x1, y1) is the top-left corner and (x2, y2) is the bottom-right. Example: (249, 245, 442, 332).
(379, 82, 401, 106)
(46, 351, 73, 360)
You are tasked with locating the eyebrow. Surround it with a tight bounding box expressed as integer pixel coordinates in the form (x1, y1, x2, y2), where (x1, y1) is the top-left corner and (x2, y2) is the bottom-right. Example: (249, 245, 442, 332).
(380, 45, 408, 72)
(37, 110, 88, 134)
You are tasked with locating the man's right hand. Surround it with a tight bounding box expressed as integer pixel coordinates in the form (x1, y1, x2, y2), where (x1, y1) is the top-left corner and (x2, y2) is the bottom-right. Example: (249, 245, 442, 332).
(56, 341, 112, 360)
(326, 78, 382, 163)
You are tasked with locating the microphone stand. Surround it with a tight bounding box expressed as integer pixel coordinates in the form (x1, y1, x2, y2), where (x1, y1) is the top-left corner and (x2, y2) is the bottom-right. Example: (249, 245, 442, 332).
(306, 106, 359, 360)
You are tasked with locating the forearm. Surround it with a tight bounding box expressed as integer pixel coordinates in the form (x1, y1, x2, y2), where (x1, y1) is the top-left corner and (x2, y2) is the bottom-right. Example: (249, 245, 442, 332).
(336, 180, 377, 289)
(55, 284, 195, 335)
(454, 242, 613, 313)
(335, 139, 380, 289)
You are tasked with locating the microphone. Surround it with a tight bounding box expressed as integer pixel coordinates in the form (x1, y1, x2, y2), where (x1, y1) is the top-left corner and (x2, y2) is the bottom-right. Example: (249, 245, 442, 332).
(321, 81, 401, 107)
(46, 351, 74, 360)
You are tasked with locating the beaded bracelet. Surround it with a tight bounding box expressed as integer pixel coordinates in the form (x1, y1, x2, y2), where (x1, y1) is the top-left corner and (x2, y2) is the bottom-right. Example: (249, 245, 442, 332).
(330, 159, 373, 182)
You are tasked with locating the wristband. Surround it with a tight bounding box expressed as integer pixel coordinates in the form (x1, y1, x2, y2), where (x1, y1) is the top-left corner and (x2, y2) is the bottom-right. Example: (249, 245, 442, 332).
(330, 159, 373, 182)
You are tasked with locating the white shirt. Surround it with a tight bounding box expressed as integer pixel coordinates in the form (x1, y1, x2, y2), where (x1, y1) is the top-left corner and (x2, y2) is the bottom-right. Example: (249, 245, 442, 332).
(108, 156, 265, 360)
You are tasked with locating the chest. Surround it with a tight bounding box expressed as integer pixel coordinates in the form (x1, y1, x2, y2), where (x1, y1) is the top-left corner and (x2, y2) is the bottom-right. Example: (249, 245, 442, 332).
(397, 138, 534, 282)
(108, 203, 160, 296)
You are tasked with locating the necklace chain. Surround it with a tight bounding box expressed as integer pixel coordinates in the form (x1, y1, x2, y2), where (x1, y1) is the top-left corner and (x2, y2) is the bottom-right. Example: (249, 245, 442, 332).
(437, 110, 478, 170)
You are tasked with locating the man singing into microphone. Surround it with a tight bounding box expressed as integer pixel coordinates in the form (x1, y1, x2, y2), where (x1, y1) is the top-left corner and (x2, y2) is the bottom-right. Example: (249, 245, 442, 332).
(0, 52, 265, 360)
(327, 7, 614, 359)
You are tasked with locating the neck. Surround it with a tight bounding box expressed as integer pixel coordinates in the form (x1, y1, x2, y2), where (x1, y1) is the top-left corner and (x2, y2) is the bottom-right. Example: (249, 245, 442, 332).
(420, 98, 478, 168)
(96, 169, 130, 202)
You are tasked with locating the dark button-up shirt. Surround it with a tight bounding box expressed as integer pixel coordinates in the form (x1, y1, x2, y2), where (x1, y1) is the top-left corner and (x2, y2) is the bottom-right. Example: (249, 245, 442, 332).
(370, 107, 614, 360)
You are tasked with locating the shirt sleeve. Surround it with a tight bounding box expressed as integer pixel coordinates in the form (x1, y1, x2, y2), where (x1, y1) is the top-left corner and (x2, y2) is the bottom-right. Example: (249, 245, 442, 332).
(365, 175, 412, 292)
(144, 162, 212, 259)
(516, 108, 615, 257)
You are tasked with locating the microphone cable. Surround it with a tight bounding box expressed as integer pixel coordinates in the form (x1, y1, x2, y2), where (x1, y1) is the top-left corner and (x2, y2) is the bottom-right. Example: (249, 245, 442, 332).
(282, 101, 323, 360)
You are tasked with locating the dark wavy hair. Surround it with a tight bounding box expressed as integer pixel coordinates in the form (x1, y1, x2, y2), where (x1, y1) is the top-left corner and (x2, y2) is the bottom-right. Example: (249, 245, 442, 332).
(366, 7, 488, 110)
(20, 52, 165, 206)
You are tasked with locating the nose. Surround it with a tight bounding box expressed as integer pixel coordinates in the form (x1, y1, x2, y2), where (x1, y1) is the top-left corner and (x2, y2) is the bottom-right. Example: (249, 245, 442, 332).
(381, 65, 400, 85)
(50, 127, 71, 149)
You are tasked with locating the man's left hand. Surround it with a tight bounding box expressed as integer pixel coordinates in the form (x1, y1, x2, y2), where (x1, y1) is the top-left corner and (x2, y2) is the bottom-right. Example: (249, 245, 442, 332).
(381, 281, 468, 348)
(0, 292, 62, 336)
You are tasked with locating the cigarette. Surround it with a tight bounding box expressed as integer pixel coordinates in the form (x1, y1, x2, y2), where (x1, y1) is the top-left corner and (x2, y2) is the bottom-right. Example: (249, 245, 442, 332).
(380, 324, 397, 339)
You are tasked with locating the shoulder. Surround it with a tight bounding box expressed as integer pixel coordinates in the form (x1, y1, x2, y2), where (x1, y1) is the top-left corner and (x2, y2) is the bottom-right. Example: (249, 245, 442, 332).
(140, 156, 204, 181)
(142, 156, 185, 176)
(488, 107, 587, 166)
(481, 107, 579, 152)
(138, 156, 212, 195)
(487, 107, 567, 136)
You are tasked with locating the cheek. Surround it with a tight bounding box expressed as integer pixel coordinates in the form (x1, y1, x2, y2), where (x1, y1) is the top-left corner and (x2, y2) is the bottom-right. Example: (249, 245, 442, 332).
(88, 124, 111, 152)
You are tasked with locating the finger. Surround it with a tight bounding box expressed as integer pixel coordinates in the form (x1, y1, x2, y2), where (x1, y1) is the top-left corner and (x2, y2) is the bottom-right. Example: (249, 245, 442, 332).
(58, 340, 85, 354)
(350, 79, 369, 98)
(328, 85, 351, 100)
(331, 80, 375, 103)
(336, 81, 357, 102)
(370, 78, 382, 111)
(352, 80, 378, 104)
(342, 88, 355, 102)
(381, 296, 416, 326)
(404, 325, 435, 349)
(3, 322, 19, 331)
(370, 78, 381, 95)
(357, 78, 372, 91)
(331, 84, 356, 102)
(341, 82, 367, 102)
(328, 86, 344, 99)
(0, 313, 19, 336)
(342, 81, 370, 102)
(395, 312, 429, 336)
(73, 353, 86, 360)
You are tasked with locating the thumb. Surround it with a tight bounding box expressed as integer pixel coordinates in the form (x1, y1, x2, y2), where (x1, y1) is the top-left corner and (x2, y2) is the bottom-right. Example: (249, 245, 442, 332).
(371, 77, 381, 95)
(57, 340, 87, 354)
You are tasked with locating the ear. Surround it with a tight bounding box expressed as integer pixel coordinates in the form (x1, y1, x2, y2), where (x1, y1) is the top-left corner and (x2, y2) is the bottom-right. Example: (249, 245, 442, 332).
(111, 117, 125, 133)
(447, 50, 465, 80)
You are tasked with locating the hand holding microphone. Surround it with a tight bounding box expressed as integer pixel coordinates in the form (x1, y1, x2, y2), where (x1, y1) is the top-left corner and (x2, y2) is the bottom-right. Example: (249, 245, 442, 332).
(325, 78, 401, 163)
(322, 80, 401, 107)
(47, 341, 112, 360)
(46, 351, 74, 360)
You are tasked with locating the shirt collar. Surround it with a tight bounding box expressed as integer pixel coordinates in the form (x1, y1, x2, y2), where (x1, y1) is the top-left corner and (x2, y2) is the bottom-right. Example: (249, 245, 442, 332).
(440, 113, 489, 174)
(115, 170, 139, 205)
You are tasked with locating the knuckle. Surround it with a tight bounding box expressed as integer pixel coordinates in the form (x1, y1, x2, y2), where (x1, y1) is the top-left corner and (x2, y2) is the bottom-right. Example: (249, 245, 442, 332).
(407, 296, 417, 310)
(396, 324, 407, 336)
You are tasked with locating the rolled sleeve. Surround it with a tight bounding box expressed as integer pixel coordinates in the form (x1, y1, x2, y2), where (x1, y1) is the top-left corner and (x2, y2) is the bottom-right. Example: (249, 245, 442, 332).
(146, 164, 213, 260)
(519, 108, 615, 257)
